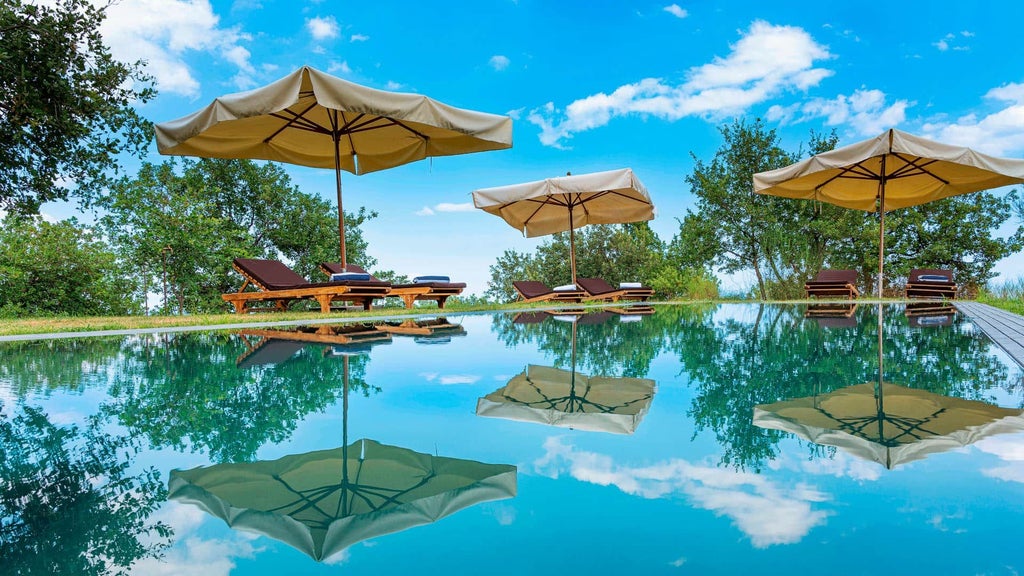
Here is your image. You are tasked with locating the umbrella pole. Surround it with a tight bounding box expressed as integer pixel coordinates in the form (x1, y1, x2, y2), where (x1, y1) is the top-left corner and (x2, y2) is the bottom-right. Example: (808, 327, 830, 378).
(877, 155, 887, 298)
(334, 132, 347, 269)
(568, 201, 577, 284)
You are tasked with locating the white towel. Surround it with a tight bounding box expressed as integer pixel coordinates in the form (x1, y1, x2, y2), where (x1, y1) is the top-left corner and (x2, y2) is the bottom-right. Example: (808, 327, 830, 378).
(619, 282, 642, 289)
(618, 315, 643, 322)
(553, 284, 577, 292)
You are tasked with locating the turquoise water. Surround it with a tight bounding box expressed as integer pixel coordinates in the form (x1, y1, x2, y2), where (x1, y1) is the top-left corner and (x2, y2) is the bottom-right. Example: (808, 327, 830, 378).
(2, 304, 1024, 575)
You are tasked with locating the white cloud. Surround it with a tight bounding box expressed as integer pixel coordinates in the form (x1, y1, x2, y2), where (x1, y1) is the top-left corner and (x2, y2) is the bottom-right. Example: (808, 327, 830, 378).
(351, 33, 370, 42)
(129, 502, 258, 576)
(767, 87, 910, 136)
(416, 202, 475, 216)
(961, 30, 975, 38)
(934, 39, 949, 51)
(327, 60, 352, 75)
(489, 55, 511, 71)
(421, 372, 479, 385)
(921, 83, 1024, 156)
(527, 21, 833, 147)
(670, 557, 687, 567)
(307, 16, 340, 40)
(385, 81, 404, 90)
(100, 0, 255, 97)
(533, 437, 830, 547)
(663, 4, 688, 18)
(934, 31, 970, 52)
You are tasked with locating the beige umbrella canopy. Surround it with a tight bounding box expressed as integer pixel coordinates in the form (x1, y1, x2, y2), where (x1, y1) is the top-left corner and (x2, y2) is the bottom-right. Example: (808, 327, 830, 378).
(155, 65, 513, 267)
(753, 382, 1024, 470)
(753, 129, 1024, 296)
(472, 168, 654, 283)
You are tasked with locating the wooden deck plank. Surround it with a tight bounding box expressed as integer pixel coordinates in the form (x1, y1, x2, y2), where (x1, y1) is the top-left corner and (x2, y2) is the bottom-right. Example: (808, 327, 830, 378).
(954, 302, 1024, 369)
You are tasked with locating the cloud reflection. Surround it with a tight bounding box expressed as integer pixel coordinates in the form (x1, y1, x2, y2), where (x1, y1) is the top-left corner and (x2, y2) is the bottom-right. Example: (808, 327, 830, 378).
(534, 437, 831, 547)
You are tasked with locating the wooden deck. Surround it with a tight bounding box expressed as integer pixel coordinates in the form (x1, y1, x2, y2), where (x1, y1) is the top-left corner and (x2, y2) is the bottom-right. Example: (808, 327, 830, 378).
(954, 301, 1024, 368)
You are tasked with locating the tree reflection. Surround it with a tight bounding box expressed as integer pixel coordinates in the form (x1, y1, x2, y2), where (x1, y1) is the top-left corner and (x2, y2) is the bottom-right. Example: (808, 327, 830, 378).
(670, 304, 1019, 471)
(0, 404, 170, 575)
(102, 331, 378, 463)
(0, 337, 124, 398)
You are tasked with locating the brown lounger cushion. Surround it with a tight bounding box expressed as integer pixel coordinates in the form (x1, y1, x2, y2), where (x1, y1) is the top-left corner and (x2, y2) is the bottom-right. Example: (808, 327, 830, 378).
(576, 277, 651, 296)
(513, 280, 556, 299)
(236, 258, 389, 290)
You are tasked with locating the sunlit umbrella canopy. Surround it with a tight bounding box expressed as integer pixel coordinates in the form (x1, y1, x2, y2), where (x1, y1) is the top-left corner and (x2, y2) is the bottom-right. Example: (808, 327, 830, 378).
(753, 129, 1024, 296)
(168, 439, 517, 561)
(754, 382, 1024, 469)
(472, 168, 654, 282)
(477, 312, 656, 434)
(156, 65, 513, 267)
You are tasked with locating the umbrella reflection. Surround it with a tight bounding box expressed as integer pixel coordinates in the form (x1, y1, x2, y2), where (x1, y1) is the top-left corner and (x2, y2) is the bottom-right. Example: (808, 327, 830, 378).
(756, 304, 1024, 469)
(170, 324, 516, 561)
(477, 311, 656, 434)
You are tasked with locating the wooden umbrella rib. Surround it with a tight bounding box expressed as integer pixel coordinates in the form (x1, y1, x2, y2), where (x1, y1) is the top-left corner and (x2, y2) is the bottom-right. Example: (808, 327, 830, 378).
(266, 101, 328, 142)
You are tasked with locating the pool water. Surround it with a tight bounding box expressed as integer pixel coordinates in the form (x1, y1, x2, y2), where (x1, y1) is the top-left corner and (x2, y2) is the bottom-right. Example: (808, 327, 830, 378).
(2, 304, 1023, 575)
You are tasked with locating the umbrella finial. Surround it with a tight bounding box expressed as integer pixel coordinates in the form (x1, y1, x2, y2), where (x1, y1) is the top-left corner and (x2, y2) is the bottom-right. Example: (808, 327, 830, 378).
(566, 171, 571, 176)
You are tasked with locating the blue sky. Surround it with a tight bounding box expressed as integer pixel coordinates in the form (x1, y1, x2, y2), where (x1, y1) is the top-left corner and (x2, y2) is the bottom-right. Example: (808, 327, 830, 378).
(52, 0, 1024, 294)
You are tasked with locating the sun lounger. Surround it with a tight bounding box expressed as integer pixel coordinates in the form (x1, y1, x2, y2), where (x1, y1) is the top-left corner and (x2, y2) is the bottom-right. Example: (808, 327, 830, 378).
(905, 301, 956, 328)
(320, 263, 466, 309)
(512, 281, 585, 303)
(235, 324, 392, 366)
(905, 268, 958, 300)
(804, 269, 860, 299)
(805, 303, 858, 328)
(223, 258, 390, 314)
(576, 277, 654, 302)
(374, 317, 467, 338)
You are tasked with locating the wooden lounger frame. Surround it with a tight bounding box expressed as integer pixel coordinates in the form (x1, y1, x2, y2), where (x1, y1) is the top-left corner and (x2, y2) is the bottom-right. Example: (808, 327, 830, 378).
(576, 277, 654, 303)
(804, 270, 860, 300)
(223, 261, 390, 314)
(235, 325, 392, 365)
(905, 268, 958, 300)
(512, 281, 585, 304)
(319, 263, 465, 309)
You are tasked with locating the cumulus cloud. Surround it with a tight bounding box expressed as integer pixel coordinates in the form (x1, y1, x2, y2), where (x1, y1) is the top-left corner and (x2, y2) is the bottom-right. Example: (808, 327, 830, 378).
(663, 4, 687, 18)
(100, 0, 255, 97)
(976, 431, 1024, 483)
(307, 16, 340, 40)
(327, 60, 352, 75)
(416, 202, 475, 216)
(527, 21, 833, 147)
(766, 87, 910, 136)
(489, 55, 511, 71)
(129, 502, 258, 576)
(351, 33, 370, 42)
(921, 83, 1024, 156)
(933, 31, 972, 52)
(534, 437, 831, 547)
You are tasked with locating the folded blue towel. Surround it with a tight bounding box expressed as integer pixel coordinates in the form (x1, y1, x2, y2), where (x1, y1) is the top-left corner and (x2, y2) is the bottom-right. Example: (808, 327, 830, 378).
(918, 274, 951, 283)
(331, 272, 371, 282)
(413, 275, 450, 283)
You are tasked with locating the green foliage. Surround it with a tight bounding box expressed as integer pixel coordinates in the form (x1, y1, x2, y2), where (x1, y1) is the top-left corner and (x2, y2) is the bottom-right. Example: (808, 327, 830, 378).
(0, 215, 141, 316)
(0, 0, 154, 214)
(485, 223, 669, 302)
(648, 266, 719, 299)
(0, 405, 171, 575)
(0, 336, 123, 398)
(99, 159, 379, 314)
(102, 330, 379, 463)
(979, 277, 1024, 315)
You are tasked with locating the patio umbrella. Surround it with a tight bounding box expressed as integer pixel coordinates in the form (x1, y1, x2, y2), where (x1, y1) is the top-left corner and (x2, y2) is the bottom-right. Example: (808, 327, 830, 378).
(753, 304, 1024, 469)
(472, 168, 654, 283)
(753, 128, 1024, 296)
(172, 337, 516, 562)
(476, 311, 657, 434)
(155, 66, 513, 268)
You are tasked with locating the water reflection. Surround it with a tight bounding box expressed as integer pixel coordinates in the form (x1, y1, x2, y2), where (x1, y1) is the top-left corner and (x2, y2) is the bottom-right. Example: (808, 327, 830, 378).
(754, 304, 1024, 469)
(479, 310, 656, 434)
(169, 323, 516, 562)
(0, 404, 170, 575)
(169, 439, 516, 562)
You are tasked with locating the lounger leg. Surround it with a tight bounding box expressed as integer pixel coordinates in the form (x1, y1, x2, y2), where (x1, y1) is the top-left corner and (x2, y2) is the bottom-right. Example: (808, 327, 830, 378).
(314, 295, 332, 313)
(275, 299, 289, 311)
(232, 301, 246, 314)
(362, 299, 372, 311)
(436, 296, 448, 309)
(401, 294, 415, 309)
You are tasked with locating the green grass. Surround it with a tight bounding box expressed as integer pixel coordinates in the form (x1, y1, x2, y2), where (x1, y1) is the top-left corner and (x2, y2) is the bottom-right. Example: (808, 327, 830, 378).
(979, 277, 1024, 315)
(2, 294, 1020, 338)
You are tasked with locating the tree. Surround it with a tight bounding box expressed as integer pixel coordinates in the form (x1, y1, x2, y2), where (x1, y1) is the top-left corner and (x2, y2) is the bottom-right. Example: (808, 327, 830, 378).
(0, 215, 141, 316)
(0, 0, 154, 215)
(0, 405, 170, 575)
(484, 223, 669, 302)
(99, 159, 379, 314)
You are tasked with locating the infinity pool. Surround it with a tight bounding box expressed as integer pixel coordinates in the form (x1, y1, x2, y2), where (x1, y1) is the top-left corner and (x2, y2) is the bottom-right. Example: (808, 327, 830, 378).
(2, 304, 1023, 575)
